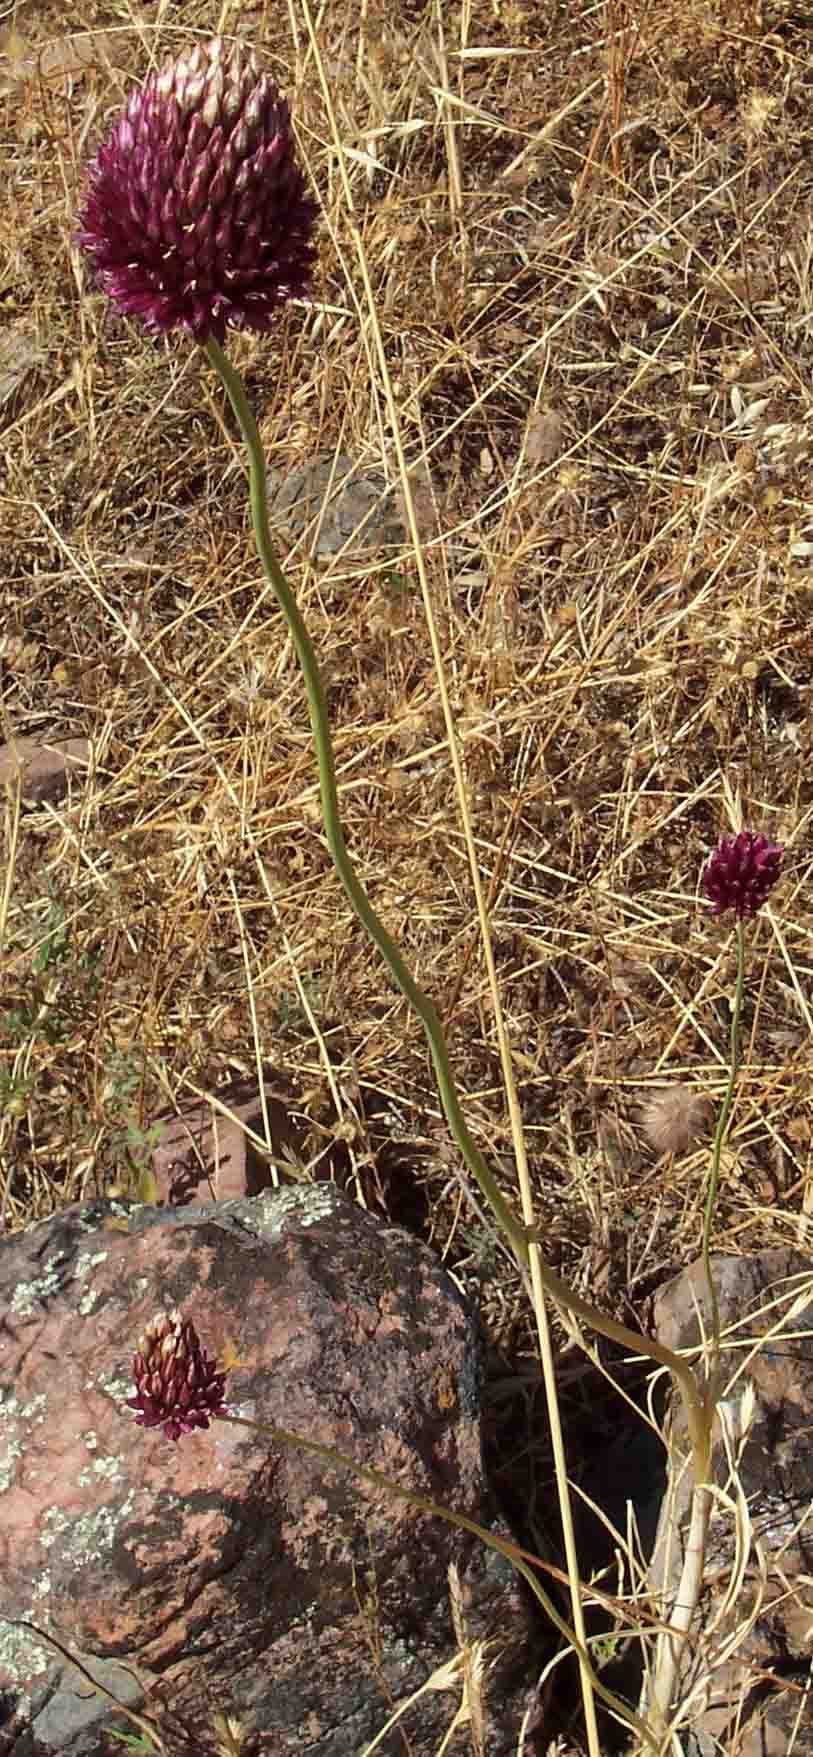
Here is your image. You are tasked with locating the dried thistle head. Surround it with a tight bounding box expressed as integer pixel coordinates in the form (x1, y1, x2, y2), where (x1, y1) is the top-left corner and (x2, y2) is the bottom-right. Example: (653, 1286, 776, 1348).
(128, 1309, 228, 1441)
(78, 37, 318, 342)
(702, 830, 783, 920)
(639, 1085, 712, 1158)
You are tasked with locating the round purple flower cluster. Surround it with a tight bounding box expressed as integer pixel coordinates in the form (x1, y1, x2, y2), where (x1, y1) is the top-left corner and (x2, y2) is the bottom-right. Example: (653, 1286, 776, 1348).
(703, 830, 783, 920)
(78, 37, 317, 343)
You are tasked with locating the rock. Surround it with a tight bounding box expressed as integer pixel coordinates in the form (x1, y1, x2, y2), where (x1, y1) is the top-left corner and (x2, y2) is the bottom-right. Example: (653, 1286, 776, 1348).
(650, 1250, 813, 1757)
(0, 328, 43, 411)
(0, 1186, 532, 1755)
(0, 736, 90, 806)
(269, 452, 405, 557)
(150, 1072, 299, 1205)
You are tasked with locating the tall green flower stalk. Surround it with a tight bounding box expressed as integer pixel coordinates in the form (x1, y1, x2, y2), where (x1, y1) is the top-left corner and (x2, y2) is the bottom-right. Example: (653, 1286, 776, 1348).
(204, 327, 711, 1441)
(700, 832, 783, 1355)
(78, 35, 785, 1742)
(646, 828, 783, 1736)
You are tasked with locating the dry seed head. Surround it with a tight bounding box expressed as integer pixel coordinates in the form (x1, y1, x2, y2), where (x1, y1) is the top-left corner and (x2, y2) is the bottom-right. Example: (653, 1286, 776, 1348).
(639, 1085, 712, 1158)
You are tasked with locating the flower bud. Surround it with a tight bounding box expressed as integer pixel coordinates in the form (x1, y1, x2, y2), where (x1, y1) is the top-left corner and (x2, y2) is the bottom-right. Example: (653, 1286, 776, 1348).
(128, 1309, 228, 1442)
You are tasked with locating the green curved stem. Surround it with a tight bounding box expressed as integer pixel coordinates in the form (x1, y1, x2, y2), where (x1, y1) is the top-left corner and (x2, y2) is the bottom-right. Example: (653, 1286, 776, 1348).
(701, 920, 745, 1364)
(203, 336, 710, 1471)
(203, 340, 525, 1251)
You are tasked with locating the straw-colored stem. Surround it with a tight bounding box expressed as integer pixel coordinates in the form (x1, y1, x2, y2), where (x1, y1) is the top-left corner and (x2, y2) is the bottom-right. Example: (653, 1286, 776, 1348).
(648, 1475, 712, 1739)
(644, 921, 747, 1729)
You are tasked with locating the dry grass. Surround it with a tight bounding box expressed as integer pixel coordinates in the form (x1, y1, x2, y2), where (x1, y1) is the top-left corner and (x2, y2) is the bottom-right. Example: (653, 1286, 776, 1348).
(3, 0, 813, 1746)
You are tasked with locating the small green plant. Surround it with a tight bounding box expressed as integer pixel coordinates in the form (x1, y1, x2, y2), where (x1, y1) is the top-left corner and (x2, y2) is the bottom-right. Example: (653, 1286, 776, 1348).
(0, 1066, 35, 1118)
(120, 1115, 164, 1176)
(31, 883, 69, 975)
(276, 978, 322, 1032)
(2, 882, 103, 1055)
(108, 1729, 158, 1753)
(102, 1048, 164, 1188)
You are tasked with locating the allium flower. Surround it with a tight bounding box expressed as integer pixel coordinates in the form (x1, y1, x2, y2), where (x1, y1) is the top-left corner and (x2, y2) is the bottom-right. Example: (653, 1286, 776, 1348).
(128, 1309, 228, 1441)
(78, 37, 318, 342)
(703, 829, 783, 919)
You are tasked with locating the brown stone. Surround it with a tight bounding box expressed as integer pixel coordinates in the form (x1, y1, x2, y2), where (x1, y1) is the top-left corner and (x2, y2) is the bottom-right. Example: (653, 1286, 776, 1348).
(0, 736, 90, 806)
(269, 451, 406, 557)
(0, 1186, 532, 1755)
(651, 1250, 813, 1757)
(150, 1072, 299, 1206)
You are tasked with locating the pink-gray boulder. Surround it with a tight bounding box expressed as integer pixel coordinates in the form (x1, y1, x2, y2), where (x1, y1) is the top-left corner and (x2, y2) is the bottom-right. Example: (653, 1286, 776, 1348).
(0, 1186, 531, 1755)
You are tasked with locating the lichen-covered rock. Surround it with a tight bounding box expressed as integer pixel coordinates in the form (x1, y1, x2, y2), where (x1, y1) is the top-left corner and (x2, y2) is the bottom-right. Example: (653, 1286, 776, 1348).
(0, 1186, 531, 1755)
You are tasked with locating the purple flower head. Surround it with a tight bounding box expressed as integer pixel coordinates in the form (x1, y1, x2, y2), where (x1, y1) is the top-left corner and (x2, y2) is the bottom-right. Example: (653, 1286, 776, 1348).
(703, 830, 783, 920)
(128, 1309, 228, 1442)
(78, 36, 318, 343)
